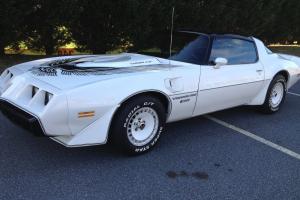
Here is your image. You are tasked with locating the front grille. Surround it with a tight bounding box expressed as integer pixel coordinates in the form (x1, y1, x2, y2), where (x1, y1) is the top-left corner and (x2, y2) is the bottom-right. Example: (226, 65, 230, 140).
(0, 99, 46, 137)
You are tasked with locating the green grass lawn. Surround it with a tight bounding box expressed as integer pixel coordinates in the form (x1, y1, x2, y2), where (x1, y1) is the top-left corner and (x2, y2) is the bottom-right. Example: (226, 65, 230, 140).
(1, 46, 300, 71)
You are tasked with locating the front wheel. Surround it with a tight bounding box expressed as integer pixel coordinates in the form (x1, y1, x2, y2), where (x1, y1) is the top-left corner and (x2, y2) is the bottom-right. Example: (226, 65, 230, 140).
(110, 96, 166, 155)
(260, 75, 287, 114)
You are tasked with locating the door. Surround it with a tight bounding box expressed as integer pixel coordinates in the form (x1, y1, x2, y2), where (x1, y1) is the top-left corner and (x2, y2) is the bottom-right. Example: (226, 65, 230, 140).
(193, 36, 265, 116)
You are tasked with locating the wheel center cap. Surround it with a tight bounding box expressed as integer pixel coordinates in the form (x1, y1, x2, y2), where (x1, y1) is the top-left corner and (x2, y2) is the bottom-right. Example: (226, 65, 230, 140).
(139, 122, 146, 130)
(134, 119, 146, 131)
(272, 91, 278, 98)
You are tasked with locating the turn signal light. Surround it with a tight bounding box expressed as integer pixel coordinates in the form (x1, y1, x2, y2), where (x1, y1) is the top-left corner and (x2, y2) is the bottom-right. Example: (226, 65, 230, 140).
(78, 111, 95, 118)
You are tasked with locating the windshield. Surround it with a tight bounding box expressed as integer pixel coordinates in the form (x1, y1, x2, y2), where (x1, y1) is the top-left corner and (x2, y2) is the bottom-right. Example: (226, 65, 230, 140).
(170, 33, 210, 65)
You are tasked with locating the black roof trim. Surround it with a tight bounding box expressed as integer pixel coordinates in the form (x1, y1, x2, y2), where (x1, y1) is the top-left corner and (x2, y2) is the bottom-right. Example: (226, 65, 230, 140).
(212, 34, 254, 42)
(176, 30, 210, 38)
(175, 30, 254, 42)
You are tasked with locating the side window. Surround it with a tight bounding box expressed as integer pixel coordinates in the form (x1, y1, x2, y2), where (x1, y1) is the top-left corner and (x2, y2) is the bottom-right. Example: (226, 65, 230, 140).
(209, 38, 258, 65)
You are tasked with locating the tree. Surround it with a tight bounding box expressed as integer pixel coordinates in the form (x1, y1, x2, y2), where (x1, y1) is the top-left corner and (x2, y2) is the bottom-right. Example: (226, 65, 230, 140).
(271, 0, 300, 43)
(23, 0, 74, 55)
(139, 0, 203, 53)
(0, 0, 28, 56)
(69, 0, 135, 54)
(124, 0, 156, 52)
(2, 0, 300, 56)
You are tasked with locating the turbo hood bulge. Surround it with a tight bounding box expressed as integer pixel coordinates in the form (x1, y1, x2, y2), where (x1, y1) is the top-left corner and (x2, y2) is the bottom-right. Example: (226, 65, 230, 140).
(9, 53, 170, 90)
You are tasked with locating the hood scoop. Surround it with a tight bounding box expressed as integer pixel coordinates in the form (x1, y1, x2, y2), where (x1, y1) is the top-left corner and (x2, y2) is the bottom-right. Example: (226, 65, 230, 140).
(75, 53, 161, 68)
(90, 55, 132, 63)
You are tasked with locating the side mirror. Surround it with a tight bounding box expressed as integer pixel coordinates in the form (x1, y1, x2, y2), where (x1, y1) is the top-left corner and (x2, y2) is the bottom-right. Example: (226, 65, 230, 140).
(213, 57, 228, 69)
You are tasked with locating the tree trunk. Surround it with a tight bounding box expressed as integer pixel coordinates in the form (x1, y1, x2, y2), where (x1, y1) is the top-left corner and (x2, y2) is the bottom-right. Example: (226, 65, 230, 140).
(44, 38, 55, 55)
(45, 46, 55, 56)
(42, 26, 55, 56)
(0, 44, 5, 56)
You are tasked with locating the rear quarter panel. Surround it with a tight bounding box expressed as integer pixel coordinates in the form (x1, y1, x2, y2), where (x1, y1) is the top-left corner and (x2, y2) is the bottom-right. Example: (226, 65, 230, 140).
(255, 39, 300, 88)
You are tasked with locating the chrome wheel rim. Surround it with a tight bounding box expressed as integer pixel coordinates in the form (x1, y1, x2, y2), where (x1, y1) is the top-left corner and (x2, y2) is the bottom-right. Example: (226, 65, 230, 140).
(270, 82, 284, 108)
(127, 107, 159, 146)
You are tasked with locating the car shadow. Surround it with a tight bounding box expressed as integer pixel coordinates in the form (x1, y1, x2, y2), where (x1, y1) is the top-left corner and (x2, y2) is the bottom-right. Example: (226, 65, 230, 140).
(0, 105, 261, 169)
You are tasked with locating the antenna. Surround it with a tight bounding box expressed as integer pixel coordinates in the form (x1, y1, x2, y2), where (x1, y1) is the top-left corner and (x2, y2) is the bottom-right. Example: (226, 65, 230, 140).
(169, 7, 175, 62)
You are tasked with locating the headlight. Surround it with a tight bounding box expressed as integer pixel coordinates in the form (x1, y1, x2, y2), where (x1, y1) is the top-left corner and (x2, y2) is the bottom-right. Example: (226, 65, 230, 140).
(44, 92, 53, 105)
(32, 86, 39, 97)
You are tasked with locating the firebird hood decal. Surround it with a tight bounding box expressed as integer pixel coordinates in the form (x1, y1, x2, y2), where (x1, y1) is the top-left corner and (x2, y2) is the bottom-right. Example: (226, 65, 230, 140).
(30, 65, 118, 76)
(30, 53, 167, 76)
(30, 64, 171, 76)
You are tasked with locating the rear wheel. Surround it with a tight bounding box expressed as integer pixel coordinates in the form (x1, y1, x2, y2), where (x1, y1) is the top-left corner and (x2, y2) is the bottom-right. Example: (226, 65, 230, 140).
(260, 75, 287, 114)
(110, 96, 166, 155)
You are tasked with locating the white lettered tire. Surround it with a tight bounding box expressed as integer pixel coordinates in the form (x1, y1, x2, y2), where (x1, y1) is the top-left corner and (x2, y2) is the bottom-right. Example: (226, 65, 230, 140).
(260, 74, 287, 114)
(110, 95, 166, 155)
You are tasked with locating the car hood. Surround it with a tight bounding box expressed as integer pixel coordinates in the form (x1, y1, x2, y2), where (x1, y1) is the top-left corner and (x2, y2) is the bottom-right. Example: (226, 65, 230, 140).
(9, 53, 170, 90)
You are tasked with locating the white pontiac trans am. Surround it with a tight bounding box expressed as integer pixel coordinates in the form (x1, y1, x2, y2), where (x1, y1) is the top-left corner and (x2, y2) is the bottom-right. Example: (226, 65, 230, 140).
(0, 32, 300, 155)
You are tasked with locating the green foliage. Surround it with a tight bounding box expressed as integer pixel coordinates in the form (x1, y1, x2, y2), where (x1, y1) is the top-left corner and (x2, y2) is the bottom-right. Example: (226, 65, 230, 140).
(68, 0, 156, 54)
(22, 0, 74, 55)
(271, 0, 300, 43)
(0, 0, 300, 55)
(0, 0, 29, 55)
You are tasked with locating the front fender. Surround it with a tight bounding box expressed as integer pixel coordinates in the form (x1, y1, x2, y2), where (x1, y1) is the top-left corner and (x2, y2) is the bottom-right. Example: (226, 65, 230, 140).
(51, 105, 119, 147)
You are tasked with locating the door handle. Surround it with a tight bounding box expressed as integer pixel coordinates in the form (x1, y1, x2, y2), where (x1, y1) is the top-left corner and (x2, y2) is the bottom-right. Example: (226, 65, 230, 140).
(256, 69, 263, 72)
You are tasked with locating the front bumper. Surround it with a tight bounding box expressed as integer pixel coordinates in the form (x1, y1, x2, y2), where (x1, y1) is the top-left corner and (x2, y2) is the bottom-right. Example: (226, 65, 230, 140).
(0, 99, 46, 137)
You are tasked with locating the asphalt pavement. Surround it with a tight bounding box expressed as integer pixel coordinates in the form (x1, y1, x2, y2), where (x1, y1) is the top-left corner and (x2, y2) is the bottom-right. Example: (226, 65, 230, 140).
(0, 82, 300, 200)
